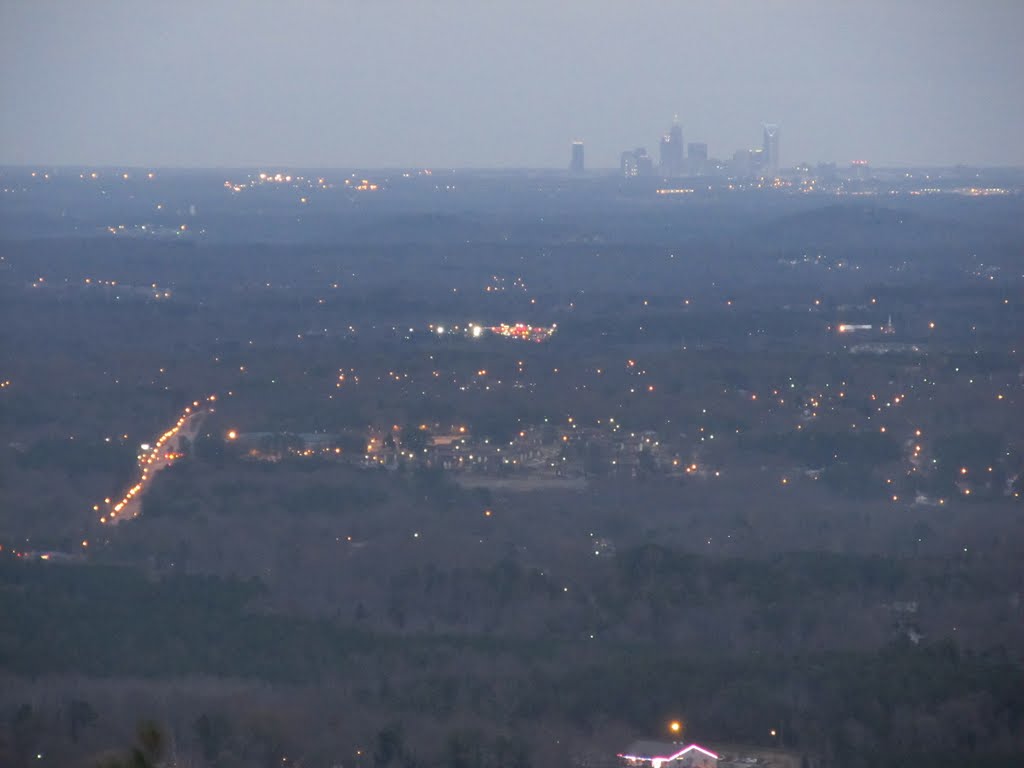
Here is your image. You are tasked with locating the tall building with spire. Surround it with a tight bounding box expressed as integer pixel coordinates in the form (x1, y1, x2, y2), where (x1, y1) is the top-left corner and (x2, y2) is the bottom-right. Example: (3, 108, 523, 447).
(762, 123, 780, 173)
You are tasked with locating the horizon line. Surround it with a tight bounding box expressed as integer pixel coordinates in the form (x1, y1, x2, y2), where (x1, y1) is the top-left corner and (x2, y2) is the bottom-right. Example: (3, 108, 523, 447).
(3, 162, 1023, 173)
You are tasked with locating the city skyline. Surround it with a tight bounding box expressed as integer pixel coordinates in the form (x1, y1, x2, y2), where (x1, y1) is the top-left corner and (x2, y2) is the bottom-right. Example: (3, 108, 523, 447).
(607, 116, 780, 177)
(2, 1, 1024, 168)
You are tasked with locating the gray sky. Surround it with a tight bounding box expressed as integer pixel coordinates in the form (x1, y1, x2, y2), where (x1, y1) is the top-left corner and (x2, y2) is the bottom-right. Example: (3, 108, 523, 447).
(2, 0, 1023, 168)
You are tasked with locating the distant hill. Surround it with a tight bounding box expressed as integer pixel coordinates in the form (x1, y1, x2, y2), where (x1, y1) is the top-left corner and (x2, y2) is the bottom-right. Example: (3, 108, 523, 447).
(748, 202, 963, 251)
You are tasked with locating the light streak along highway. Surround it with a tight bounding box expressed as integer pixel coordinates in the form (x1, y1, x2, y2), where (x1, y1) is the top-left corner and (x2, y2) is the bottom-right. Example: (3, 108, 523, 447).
(93, 395, 216, 526)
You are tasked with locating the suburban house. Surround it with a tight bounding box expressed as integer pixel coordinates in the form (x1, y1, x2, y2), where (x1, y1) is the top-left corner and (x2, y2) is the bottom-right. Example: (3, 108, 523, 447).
(619, 741, 718, 768)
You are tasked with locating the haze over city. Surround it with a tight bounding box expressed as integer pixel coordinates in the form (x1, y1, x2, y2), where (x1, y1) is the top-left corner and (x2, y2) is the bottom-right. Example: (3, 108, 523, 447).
(2, 0, 1024, 168)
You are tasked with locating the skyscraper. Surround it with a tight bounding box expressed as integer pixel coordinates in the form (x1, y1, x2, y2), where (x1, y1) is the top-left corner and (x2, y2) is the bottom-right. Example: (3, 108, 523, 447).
(570, 141, 585, 174)
(621, 151, 638, 178)
(687, 142, 708, 175)
(849, 159, 870, 181)
(621, 148, 653, 178)
(762, 124, 780, 173)
(659, 118, 684, 177)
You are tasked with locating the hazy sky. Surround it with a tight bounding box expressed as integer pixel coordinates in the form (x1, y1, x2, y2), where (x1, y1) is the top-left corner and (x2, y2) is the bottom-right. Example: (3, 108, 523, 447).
(2, 0, 1023, 168)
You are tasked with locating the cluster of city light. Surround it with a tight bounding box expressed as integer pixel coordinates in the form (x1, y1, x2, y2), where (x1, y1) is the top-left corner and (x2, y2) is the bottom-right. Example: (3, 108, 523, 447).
(223, 173, 332, 193)
(105, 223, 188, 236)
(490, 323, 557, 342)
(431, 323, 484, 338)
(431, 322, 555, 342)
(77, 171, 156, 180)
(955, 187, 1009, 196)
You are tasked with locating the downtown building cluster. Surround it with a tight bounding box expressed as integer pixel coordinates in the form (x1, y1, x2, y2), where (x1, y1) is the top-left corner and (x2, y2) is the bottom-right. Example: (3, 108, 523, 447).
(570, 119, 780, 179)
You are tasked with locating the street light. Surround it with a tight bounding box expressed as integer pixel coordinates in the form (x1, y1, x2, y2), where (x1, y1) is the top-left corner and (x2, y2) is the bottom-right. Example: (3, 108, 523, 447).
(669, 720, 682, 738)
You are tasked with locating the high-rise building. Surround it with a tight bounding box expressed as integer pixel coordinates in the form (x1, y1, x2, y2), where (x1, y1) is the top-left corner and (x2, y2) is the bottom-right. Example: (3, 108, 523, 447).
(731, 148, 760, 177)
(762, 123, 780, 173)
(687, 142, 708, 175)
(621, 148, 653, 178)
(849, 159, 871, 181)
(659, 118, 684, 177)
(570, 141, 585, 174)
(816, 162, 838, 182)
(658, 135, 672, 174)
(621, 151, 636, 178)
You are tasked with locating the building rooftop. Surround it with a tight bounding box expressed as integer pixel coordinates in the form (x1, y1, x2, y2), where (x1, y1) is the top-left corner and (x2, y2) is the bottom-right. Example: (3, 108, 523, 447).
(620, 742, 720, 762)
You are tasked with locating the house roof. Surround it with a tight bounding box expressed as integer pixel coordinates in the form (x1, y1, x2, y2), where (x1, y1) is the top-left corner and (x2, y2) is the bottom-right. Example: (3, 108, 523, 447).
(619, 742, 720, 762)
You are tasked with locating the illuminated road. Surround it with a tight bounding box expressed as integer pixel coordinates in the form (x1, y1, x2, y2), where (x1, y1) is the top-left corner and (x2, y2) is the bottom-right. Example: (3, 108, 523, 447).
(91, 396, 216, 527)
